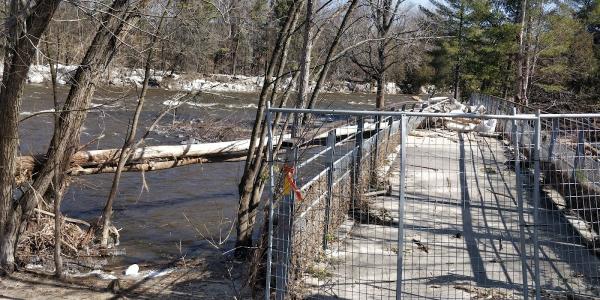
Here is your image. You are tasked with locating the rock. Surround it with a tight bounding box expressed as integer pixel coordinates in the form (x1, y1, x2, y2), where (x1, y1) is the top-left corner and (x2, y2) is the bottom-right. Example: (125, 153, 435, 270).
(27, 71, 45, 84)
(17, 64, 403, 95)
(108, 279, 121, 293)
(385, 82, 398, 94)
(90, 269, 118, 280)
(428, 96, 449, 104)
(148, 77, 160, 87)
(125, 264, 139, 276)
(475, 119, 498, 134)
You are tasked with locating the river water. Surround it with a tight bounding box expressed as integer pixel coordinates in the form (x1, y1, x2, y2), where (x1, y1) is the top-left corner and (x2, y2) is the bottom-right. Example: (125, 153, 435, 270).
(19, 84, 413, 266)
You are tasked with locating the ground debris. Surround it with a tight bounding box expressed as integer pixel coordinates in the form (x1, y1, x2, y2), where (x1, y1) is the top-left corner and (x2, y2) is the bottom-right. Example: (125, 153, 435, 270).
(16, 209, 118, 271)
(411, 238, 430, 253)
(453, 284, 516, 299)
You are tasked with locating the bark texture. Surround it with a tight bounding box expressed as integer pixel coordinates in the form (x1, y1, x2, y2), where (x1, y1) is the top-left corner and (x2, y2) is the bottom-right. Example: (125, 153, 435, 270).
(236, 0, 303, 256)
(0, 0, 62, 275)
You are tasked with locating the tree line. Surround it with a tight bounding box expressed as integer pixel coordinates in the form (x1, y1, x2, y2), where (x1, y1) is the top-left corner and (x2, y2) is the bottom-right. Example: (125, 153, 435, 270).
(415, 0, 599, 108)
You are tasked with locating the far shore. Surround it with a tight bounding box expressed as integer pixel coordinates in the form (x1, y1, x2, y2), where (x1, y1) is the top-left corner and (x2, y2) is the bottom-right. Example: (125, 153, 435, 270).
(18, 64, 407, 95)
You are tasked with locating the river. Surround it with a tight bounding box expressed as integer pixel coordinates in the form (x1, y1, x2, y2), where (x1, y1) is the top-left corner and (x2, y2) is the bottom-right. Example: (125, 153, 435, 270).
(19, 84, 414, 266)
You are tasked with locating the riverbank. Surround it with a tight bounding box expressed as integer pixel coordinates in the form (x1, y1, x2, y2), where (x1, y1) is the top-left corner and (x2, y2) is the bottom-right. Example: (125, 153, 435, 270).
(0, 254, 248, 299)
(19, 64, 403, 95)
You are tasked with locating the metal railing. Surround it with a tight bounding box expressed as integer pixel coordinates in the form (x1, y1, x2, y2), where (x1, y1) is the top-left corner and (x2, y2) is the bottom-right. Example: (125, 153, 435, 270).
(261, 98, 600, 300)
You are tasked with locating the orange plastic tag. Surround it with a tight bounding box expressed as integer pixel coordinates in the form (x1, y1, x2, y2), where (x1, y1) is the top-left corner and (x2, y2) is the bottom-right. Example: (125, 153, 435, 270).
(282, 165, 303, 201)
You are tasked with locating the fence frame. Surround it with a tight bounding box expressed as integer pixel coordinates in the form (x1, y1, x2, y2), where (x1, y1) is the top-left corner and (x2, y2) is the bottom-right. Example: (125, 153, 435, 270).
(263, 101, 600, 299)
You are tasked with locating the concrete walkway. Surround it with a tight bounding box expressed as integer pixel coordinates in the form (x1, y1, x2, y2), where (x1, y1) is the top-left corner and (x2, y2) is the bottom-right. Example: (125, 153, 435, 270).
(304, 129, 600, 299)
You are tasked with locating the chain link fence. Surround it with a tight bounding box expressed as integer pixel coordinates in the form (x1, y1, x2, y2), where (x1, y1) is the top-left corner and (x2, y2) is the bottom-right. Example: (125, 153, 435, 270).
(260, 96, 600, 299)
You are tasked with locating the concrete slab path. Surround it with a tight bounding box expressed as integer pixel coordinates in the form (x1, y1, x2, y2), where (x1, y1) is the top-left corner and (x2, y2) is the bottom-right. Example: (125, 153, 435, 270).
(303, 130, 600, 299)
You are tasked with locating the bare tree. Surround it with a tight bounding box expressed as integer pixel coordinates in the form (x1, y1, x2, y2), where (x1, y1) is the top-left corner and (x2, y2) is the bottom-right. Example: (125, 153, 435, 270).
(100, 0, 172, 247)
(46, 26, 65, 278)
(236, 0, 304, 256)
(347, 0, 406, 108)
(236, 0, 360, 258)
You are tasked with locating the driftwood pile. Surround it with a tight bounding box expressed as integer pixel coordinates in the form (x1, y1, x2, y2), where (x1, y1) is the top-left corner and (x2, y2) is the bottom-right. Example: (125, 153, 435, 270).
(419, 98, 497, 134)
(17, 207, 123, 267)
(17, 210, 91, 263)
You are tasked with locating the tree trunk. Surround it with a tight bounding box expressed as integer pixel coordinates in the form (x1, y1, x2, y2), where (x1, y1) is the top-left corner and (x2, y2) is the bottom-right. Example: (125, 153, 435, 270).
(293, 0, 314, 137)
(453, 5, 464, 101)
(230, 0, 240, 75)
(3, 0, 142, 273)
(46, 30, 64, 278)
(376, 74, 385, 108)
(376, 30, 385, 109)
(100, 0, 170, 247)
(515, 0, 528, 104)
(304, 0, 359, 118)
(0, 0, 62, 275)
(236, 0, 303, 256)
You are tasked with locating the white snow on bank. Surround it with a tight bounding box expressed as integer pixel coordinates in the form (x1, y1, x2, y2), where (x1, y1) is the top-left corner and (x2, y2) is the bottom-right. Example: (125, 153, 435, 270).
(8, 64, 402, 95)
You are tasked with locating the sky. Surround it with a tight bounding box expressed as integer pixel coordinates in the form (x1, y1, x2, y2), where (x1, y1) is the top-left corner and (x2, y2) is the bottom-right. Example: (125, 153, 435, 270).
(406, 0, 434, 11)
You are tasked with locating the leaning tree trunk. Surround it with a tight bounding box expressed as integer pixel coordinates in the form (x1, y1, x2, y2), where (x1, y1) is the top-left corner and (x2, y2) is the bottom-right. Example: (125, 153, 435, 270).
(304, 0, 359, 118)
(0, 0, 62, 275)
(236, 0, 303, 256)
(100, 0, 170, 247)
(4, 0, 142, 273)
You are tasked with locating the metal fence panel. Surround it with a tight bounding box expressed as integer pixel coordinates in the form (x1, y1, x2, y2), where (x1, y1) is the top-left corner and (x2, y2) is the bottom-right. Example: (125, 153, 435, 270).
(263, 102, 600, 300)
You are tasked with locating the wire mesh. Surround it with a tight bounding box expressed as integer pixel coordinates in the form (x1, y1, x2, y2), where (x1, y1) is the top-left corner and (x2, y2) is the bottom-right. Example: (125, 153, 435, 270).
(470, 95, 600, 299)
(263, 98, 600, 300)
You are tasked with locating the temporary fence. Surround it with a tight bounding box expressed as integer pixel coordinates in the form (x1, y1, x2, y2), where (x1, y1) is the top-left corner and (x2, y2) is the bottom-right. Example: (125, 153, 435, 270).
(261, 96, 600, 300)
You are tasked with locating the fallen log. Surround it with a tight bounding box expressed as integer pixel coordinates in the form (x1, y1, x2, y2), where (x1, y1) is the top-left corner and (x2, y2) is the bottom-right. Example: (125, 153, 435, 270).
(17, 119, 392, 178)
(17, 135, 290, 177)
(69, 157, 210, 175)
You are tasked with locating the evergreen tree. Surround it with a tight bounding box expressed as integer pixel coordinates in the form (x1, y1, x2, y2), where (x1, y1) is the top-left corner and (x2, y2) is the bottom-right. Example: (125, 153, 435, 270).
(421, 0, 516, 98)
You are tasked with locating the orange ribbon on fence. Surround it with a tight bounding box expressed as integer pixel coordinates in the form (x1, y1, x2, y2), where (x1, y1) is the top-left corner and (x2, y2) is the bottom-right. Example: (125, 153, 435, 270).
(282, 165, 303, 201)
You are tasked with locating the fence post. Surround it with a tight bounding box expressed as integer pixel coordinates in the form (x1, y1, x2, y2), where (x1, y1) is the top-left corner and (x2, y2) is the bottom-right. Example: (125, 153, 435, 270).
(372, 116, 382, 187)
(548, 118, 559, 161)
(573, 129, 585, 179)
(396, 114, 407, 300)
(386, 116, 393, 154)
(352, 117, 364, 206)
(532, 111, 542, 300)
(323, 130, 336, 250)
(512, 107, 529, 300)
(275, 146, 298, 300)
(265, 103, 275, 300)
